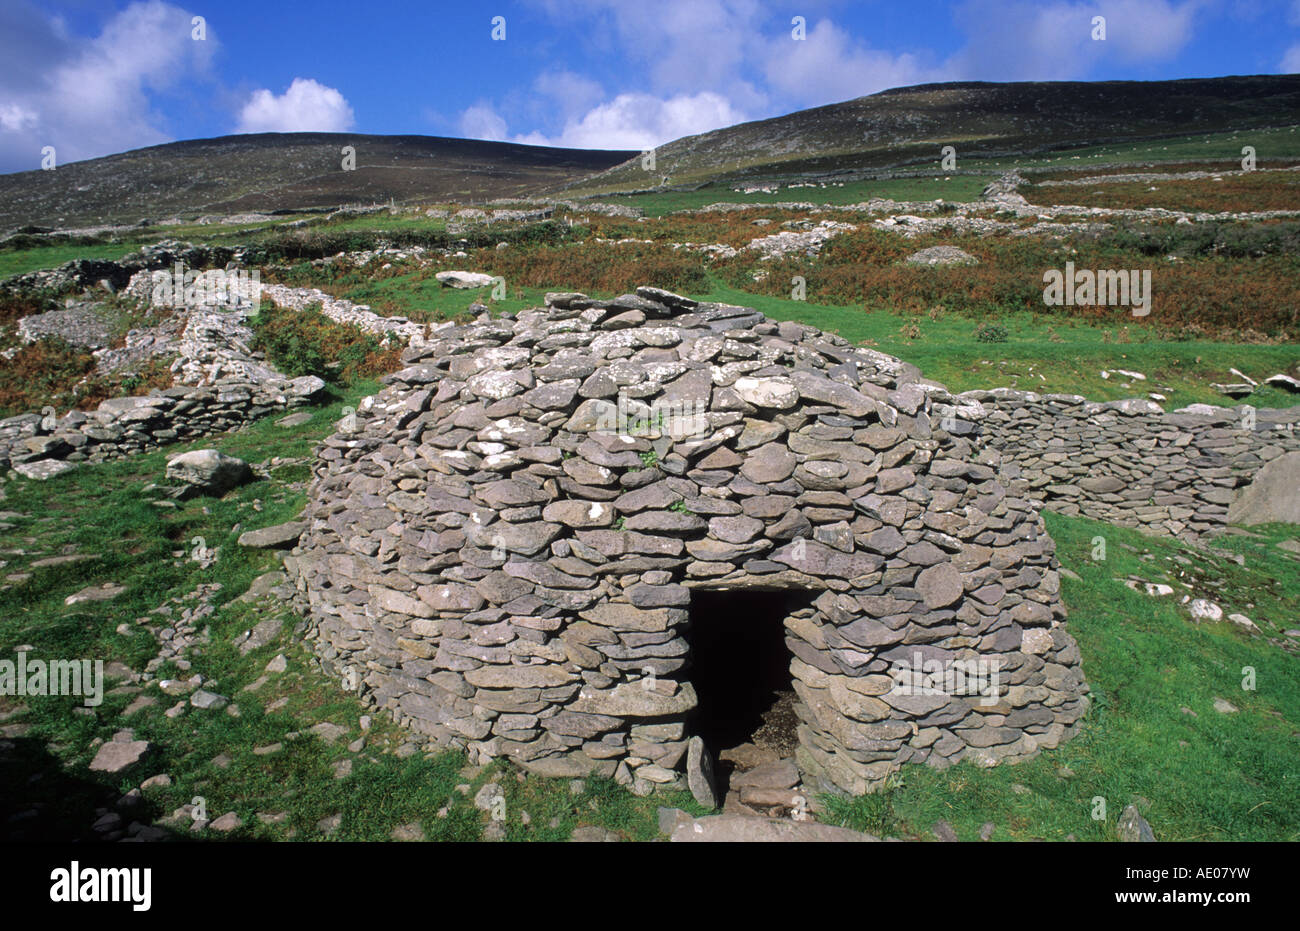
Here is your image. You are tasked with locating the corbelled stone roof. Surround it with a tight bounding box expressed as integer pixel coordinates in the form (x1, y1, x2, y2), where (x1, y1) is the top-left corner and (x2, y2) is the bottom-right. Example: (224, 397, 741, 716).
(286, 286, 1089, 798)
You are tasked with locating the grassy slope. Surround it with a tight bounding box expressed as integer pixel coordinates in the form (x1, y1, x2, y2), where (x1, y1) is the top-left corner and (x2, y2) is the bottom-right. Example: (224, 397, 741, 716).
(968, 124, 1300, 173)
(561, 76, 1300, 197)
(590, 125, 1300, 217)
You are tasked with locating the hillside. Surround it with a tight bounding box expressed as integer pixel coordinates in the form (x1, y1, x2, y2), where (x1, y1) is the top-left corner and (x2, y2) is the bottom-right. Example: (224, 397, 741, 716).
(556, 74, 1300, 195)
(0, 133, 635, 232)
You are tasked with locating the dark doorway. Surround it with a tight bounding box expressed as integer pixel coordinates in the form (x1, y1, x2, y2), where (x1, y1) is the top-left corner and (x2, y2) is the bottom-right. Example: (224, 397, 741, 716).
(686, 588, 808, 773)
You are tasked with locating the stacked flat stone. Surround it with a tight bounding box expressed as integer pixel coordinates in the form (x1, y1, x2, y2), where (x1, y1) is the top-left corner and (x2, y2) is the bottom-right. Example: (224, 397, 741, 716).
(0, 377, 324, 475)
(942, 389, 1300, 540)
(285, 286, 1090, 796)
(0, 267, 324, 474)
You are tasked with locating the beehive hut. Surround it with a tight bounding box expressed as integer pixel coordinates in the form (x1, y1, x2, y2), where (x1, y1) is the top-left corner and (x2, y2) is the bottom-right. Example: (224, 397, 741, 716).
(285, 287, 1089, 799)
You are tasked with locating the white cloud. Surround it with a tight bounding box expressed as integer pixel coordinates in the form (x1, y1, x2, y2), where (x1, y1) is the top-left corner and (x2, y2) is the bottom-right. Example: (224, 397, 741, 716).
(521, 0, 951, 149)
(0, 0, 215, 172)
(763, 19, 937, 107)
(0, 105, 39, 134)
(509, 91, 748, 150)
(236, 78, 355, 134)
(458, 104, 509, 141)
(1283, 43, 1300, 73)
(534, 0, 771, 112)
(950, 0, 1201, 81)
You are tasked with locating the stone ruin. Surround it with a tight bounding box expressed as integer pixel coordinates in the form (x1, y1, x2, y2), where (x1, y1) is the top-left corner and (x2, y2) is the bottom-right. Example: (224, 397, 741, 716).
(285, 286, 1090, 799)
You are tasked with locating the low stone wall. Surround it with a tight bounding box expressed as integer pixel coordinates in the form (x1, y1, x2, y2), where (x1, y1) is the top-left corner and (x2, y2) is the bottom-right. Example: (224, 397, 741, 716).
(0, 375, 324, 478)
(937, 389, 1300, 539)
(0, 276, 325, 476)
(0, 258, 432, 478)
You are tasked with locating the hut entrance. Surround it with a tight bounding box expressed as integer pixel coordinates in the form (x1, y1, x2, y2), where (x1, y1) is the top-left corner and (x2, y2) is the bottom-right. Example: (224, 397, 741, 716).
(686, 588, 812, 813)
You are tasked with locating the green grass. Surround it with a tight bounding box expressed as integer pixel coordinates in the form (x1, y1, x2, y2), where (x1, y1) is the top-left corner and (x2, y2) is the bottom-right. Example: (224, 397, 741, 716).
(603, 176, 992, 217)
(697, 281, 1300, 408)
(824, 513, 1300, 841)
(317, 272, 555, 323)
(0, 387, 710, 841)
(968, 124, 1300, 174)
(0, 241, 157, 278)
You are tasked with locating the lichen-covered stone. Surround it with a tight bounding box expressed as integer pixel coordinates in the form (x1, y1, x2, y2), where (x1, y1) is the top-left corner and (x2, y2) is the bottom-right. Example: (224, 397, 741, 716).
(286, 286, 1091, 796)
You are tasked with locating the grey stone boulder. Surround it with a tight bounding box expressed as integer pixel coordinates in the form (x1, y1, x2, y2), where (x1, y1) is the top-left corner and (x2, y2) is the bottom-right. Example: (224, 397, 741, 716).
(436, 271, 494, 289)
(237, 521, 306, 549)
(190, 690, 229, 710)
(905, 246, 978, 267)
(1227, 451, 1300, 526)
(165, 449, 252, 497)
(89, 738, 151, 774)
(287, 375, 327, 400)
(276, 411, 314, 428)
(685, 736, 718, 809)
(1117, 804, 1156, 842)
(1265, 373, 1300, 393)
(13, 460, 77, 481)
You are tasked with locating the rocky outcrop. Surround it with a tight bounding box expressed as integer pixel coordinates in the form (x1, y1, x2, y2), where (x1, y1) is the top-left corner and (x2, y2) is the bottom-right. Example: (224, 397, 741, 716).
(284, 286, 1089, 797)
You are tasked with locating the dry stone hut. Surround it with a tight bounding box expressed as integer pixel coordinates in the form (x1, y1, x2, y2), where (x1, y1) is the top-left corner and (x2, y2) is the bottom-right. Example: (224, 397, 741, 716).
(286, 287, 1089, 799)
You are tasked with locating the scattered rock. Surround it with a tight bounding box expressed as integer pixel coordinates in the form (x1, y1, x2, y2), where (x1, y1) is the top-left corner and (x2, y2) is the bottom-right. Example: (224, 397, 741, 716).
(932, 820, 958, 842)
(189, 689, 228, 710)
(209, 812, 241, 832)
(570, 825, 621, 842)
(64, 582, 126, 605)
(237, 521, 305, 549)
(165, 449, 252, 497)
(1117, 804, 1156, 842)
(390, 822, 425, 841)
(905, 245, 978, 266)
(13, 460, 77, 481)
(436, 270, 495, 289)
(89, 739, 150, 774)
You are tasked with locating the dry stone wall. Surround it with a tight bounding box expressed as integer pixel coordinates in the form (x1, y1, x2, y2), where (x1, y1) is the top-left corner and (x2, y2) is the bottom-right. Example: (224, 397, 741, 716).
(285, 287, 1090, 797)
(0, 244, 432, 479)
(0, 270, 324, 476)
(939, 389, 1300, 540)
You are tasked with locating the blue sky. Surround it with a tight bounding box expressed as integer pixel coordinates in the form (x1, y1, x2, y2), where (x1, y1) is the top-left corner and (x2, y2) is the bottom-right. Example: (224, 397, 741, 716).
(2, 0, 1299, 173)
